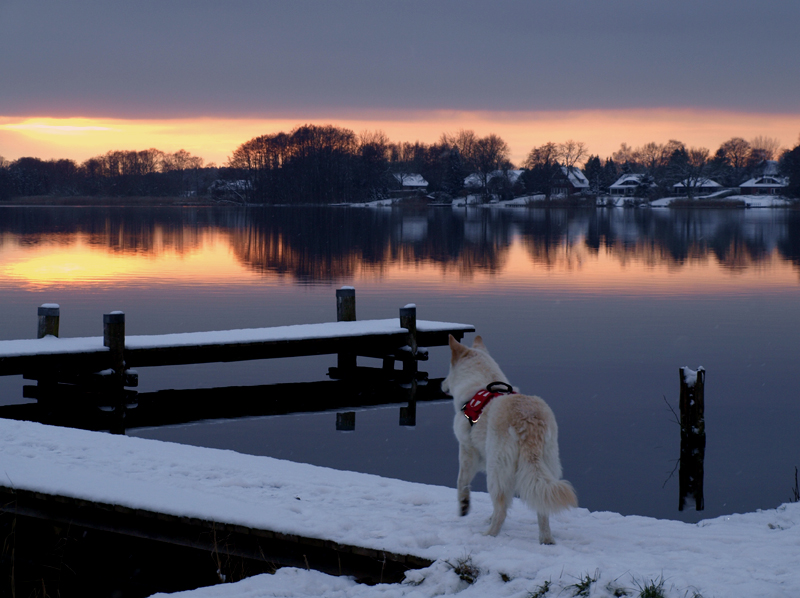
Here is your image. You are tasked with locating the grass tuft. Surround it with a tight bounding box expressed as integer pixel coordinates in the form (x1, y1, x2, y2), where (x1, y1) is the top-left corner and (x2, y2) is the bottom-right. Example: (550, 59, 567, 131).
(446, 554, 479, 585)
(634, 575, 667, 598)
(528, 579, 551, 597)
(568, 571, 599, 597)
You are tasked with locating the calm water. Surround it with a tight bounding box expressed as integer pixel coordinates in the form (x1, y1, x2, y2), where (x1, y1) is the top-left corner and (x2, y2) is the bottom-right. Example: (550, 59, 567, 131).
(1, 205, 799, 523)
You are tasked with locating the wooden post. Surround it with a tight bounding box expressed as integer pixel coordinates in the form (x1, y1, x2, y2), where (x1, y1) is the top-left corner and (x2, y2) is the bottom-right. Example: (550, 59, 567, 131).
(37, 304, 60, 338)
(399, 304, 417, 377)
(32, 304, 61, 401)
(336, 287, 357, 373)
(336, 287, 356, 322)
(678, 366, 706, 511)
(104, 312, 126, 386)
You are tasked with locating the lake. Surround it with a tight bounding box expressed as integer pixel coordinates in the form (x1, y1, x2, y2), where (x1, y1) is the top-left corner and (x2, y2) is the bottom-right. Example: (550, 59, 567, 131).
(1, 204, 799, 524)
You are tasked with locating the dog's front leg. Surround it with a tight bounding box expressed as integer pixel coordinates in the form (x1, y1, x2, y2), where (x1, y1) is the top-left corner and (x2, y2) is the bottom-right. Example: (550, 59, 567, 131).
(457, 445, 480, 516)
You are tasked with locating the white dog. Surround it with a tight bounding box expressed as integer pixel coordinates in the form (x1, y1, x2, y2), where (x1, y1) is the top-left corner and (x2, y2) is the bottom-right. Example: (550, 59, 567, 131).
(441, 334, 577, 543)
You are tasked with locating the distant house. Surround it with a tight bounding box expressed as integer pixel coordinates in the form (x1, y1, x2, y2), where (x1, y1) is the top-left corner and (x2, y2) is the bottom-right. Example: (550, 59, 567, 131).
(609, 174, 654, 196)
(392, 173, 428, 193)
(550, 166, 589, 196)
(464, 169, 524, 189)
(672, 178, 722, 195)
(739, 175, 788, 195)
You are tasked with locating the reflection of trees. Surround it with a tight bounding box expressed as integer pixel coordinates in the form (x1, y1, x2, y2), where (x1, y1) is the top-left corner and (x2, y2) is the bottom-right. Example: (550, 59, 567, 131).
(584, 209, 785, 272)
(228, 208, 512, 281)
(0, 207, 221, 256)
(1, 206, 798, 282)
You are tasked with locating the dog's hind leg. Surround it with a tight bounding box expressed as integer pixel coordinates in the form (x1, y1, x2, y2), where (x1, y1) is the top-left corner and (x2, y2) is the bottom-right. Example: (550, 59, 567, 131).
(485, 467, 514, 536)
(457, 445, 481, 516)
(537, 512, 554, 545)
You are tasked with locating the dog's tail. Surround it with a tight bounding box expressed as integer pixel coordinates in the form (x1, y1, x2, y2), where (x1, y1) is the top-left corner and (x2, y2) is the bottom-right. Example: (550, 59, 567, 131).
(517, 462, 578, 515)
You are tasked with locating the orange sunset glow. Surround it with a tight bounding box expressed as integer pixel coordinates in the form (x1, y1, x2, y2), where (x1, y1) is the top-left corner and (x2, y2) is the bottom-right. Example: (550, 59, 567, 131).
(2, 109, 799, 167)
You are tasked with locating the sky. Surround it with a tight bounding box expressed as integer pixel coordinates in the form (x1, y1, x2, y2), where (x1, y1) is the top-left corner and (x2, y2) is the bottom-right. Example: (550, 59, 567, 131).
(1, 0, 799, 166)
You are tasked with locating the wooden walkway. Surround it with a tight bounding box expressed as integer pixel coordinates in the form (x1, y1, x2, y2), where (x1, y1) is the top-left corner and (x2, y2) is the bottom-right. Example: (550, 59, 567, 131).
(0, 288, 474, 396)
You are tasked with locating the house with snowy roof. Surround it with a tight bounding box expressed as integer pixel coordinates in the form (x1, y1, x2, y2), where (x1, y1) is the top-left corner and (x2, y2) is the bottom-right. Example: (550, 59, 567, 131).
(391, 173, 428, 193)
(550, 166, 589, 197)
(672, 177, 722, 195)
(609, 174, 655, 196)
(463, 169, 524, 189)
(739, 174, 788, 195)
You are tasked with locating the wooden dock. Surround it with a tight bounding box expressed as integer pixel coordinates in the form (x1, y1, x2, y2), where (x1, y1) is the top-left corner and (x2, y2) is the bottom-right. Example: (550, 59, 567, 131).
(0, 288, 474, 400)
(0, 484, 432, 585)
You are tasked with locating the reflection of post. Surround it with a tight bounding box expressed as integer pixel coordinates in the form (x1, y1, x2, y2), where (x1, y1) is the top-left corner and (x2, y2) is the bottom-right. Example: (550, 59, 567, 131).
(399, 379, 418, 426)
(336, 287, 357, 372)
(336, 411, 356, 431)
(679, 366, 706, 511)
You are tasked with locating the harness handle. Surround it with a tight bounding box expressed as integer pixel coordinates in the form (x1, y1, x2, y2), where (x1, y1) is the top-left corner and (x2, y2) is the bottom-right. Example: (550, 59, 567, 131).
(486, 381, 514, 394)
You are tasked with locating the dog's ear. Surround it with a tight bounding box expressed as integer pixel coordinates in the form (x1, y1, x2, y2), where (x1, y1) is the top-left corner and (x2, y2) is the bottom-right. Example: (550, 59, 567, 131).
(449, 334, 469, 362)
(472, 335, 487, 351)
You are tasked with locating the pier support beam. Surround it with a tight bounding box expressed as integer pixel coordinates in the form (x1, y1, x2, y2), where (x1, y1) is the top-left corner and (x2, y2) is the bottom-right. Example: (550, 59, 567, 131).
(336, 288, 357, 373)
(399, 304, 417, 377)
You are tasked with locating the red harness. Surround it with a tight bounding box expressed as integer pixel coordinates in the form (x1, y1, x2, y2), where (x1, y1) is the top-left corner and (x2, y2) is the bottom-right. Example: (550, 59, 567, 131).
(462, 382, 515, 425)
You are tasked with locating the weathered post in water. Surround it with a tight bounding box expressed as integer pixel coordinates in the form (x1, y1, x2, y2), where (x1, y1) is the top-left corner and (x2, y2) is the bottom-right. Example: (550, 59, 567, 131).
(336, 287, 357, 372)
(678, 366, 706, 511)
(37, 304, 60, 339)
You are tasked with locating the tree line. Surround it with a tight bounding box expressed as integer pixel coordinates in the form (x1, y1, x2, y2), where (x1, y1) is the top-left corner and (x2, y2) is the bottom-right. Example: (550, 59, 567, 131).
(0, 148, 211, 200)
(1, 126, 799, 202)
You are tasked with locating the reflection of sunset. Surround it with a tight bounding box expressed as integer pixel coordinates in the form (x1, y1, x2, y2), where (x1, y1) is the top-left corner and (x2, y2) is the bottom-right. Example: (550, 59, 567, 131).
(3, 109, 799, 167)
(1, 233, 248, 289)
(1, 210, 798, 296)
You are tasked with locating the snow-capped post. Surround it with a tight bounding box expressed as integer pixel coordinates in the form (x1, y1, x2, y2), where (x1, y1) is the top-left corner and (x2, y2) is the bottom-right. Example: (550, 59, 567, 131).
(336, 287, 356, 322)
(104, 312, 126, 391)
(336, 287, 357, 372)
(678, 366, 706, 511)
(399, 304, 417, 376)
(37, 304, 60, 339)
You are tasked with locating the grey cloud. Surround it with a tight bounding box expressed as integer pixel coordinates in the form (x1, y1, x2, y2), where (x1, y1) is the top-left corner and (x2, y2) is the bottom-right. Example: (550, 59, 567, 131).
(1, 0, 797, 117)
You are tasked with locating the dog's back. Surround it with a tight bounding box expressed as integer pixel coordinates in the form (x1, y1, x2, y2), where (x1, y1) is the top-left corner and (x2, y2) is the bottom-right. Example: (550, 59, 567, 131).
(488, 393, 576, 516)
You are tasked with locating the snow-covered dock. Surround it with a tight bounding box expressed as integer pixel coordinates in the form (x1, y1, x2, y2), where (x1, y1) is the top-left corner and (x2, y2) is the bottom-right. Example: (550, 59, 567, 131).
(2, 418, 798, 597)
(0, 289, 474, 396)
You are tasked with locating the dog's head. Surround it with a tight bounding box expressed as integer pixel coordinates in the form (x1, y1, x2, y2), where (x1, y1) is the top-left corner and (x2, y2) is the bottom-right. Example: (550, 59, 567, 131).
(441, 334, 507, 402)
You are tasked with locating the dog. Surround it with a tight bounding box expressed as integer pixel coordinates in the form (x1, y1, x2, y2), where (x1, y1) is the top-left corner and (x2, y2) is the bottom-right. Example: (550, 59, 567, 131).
(441, 334, 577, 543)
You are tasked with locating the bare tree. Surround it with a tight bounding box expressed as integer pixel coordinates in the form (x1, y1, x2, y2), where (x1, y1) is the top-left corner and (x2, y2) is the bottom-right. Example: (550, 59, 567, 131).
(472, 134, 511, 194)
(522, 142, 561, 200)
(749, 135, 782, 162)
(558, 140, 587, 172)
(714, 137, 751, 185)
(669, 146, 713, 199)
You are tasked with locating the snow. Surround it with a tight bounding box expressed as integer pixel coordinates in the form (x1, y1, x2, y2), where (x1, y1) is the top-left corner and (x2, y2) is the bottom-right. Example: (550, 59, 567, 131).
(681, 366, 703, 388)
(2, 419, 799, 598)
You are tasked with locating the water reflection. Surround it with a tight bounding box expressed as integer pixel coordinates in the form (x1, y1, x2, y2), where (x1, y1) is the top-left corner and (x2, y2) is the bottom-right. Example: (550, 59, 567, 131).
(1, 206, 799, 287)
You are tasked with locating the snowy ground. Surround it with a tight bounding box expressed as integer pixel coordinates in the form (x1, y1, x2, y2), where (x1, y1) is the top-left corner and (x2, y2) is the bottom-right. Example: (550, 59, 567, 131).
(649, 194, 792, 208)
(2, 419, 798, 598)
